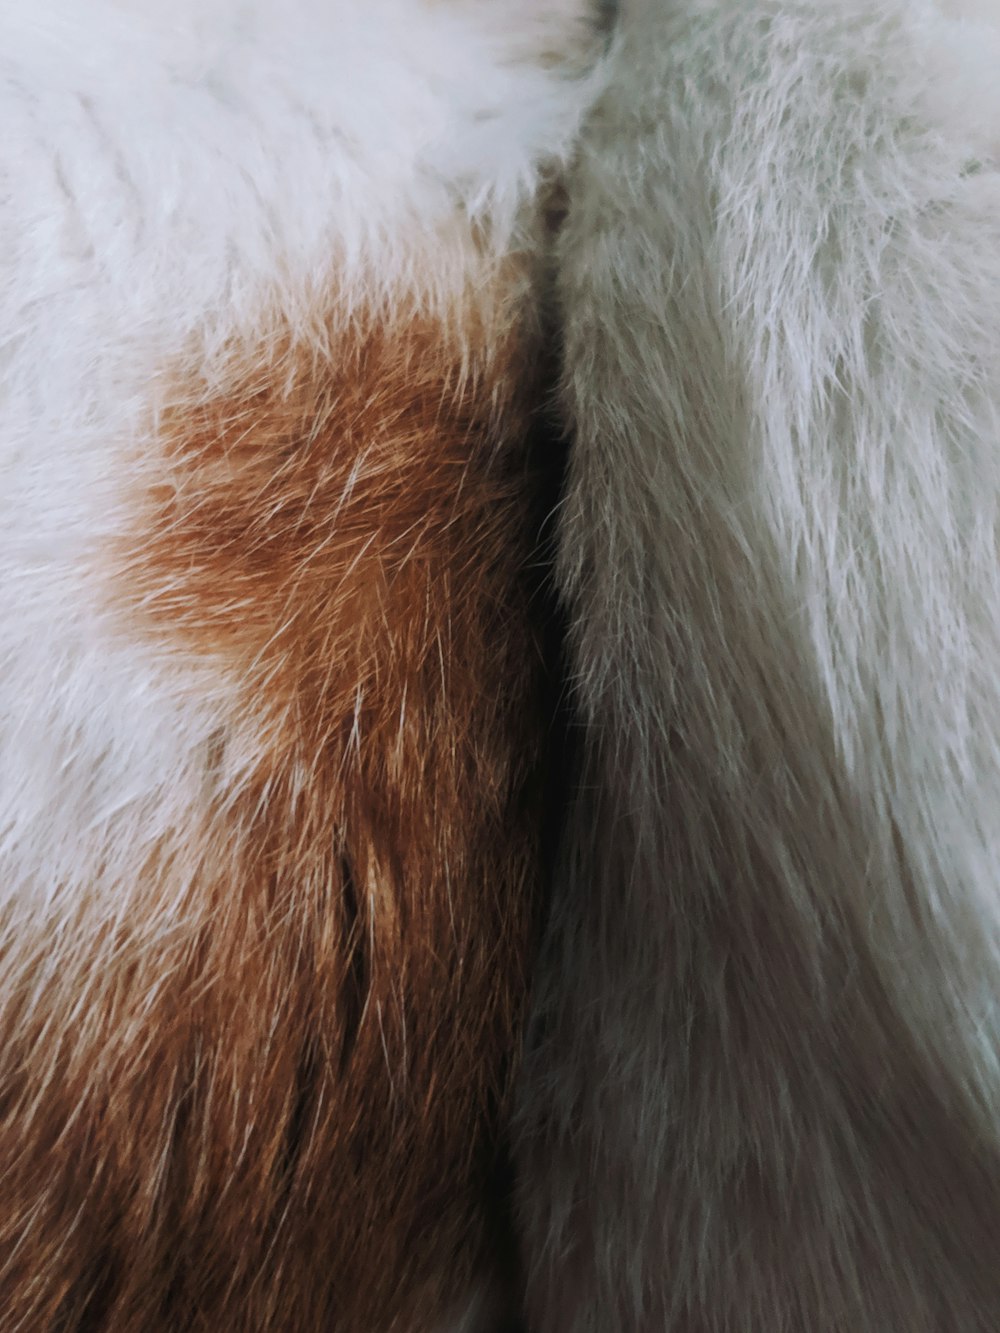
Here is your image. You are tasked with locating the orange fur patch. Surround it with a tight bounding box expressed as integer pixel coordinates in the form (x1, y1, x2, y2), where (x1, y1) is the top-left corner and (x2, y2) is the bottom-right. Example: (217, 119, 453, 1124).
(0, 288, 551, 1329)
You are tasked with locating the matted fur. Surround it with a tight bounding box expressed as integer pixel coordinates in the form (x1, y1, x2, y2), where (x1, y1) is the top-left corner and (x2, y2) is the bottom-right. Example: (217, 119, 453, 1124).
(517, 1, 1000, 1329)
(0, 3, 600, 1329)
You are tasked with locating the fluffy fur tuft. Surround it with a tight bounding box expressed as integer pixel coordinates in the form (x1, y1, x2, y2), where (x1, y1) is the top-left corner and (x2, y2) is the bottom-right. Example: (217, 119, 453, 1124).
(517, 2, 1000, 1328)
(0, 3, 601, 1328)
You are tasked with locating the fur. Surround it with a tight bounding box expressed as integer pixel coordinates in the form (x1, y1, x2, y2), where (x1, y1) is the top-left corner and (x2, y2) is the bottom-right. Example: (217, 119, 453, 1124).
(517, 1, 1000, 1329)
(0, 3, 600, 1329)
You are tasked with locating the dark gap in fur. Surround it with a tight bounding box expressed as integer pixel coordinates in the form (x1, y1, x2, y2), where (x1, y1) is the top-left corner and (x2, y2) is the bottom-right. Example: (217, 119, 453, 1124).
(521, 280, 579, 920)
(151, 1047, 201, 1327)
(337, 851, 367, 1077)
(480, 1140, 532, 1333)
(486, 359, 574, 1326)
(158, 1273, 197, 1333)
(276, 1035, 320, 1198)
(53, 1245, 119, 1332)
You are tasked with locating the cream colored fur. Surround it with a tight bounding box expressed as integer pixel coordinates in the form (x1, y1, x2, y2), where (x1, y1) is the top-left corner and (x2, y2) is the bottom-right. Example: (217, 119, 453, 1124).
(517, 1, 1000, 1328)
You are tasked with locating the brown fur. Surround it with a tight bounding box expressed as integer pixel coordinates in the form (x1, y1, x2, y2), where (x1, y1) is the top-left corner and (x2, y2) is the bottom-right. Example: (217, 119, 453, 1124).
(0, 280, 550, 1330)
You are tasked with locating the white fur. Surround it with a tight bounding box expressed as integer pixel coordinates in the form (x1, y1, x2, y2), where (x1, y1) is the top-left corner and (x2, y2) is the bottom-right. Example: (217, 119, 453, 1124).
(0, 0, 595, 920)
(518, 2, 1000, 1328)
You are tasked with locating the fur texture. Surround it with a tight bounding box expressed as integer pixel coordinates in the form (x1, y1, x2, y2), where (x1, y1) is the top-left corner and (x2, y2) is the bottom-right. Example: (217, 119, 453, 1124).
(0, 3, 600, 1328)
(517, 1, 1000, 1328)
